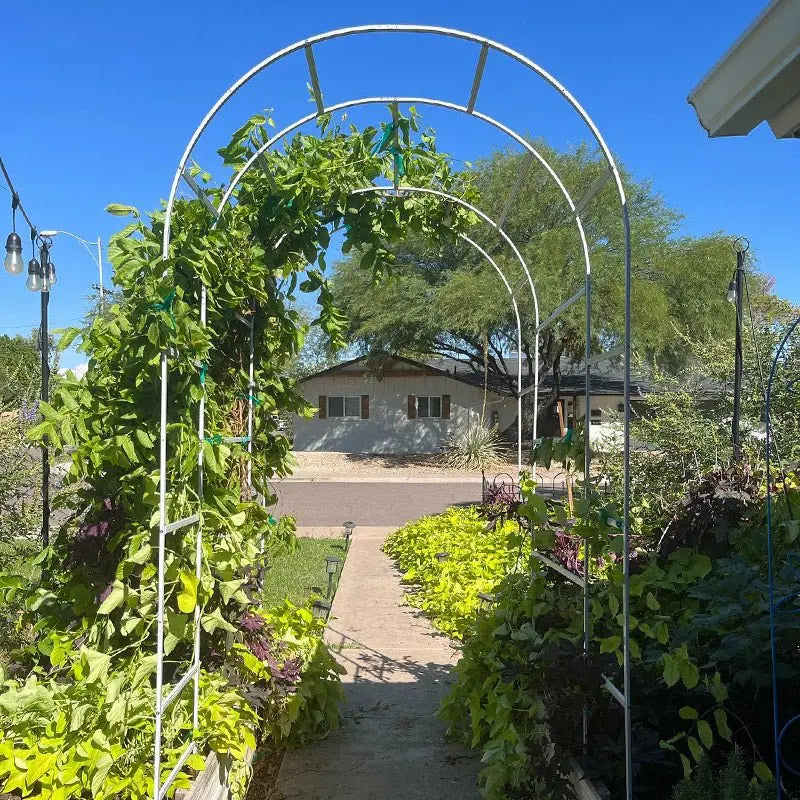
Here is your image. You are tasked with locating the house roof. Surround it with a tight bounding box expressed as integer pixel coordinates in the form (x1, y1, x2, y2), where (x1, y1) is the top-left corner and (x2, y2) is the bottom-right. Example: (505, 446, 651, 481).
(688, 0, 800, 138)
(300, 354, 656, 398)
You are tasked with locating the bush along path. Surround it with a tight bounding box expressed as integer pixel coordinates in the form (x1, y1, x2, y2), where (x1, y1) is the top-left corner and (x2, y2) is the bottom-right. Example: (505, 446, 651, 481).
(274, 526, 482, 800)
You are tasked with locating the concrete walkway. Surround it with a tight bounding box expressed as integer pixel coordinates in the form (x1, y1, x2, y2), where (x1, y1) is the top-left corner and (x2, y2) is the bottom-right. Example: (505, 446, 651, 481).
(274, 527, 481, 800)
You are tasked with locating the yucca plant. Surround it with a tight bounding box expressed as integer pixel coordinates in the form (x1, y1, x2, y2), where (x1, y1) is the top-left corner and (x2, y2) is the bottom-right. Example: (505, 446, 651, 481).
(440, 424, 508, 471)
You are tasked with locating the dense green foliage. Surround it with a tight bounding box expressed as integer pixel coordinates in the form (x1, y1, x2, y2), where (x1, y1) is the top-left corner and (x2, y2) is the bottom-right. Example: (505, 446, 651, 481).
(0, 334, 47, 409)
(672, 752, 774, 800)
(384, 466, 794, 799)
(0, 415, 41, 547)
(384, 507, 525, 638)
(0, 110, 476, 800)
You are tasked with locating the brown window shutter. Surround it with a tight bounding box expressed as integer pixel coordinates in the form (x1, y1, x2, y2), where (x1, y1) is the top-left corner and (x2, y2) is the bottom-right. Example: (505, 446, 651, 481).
(318, 395, 327, 419)
(361, 395, 370, 419)
(407, 394, 417, 419)
(442, 394, 451, 419)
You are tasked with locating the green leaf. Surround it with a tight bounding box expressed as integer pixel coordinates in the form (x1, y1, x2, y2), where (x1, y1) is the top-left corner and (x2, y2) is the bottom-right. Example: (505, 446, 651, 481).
(646, 591, 660, 611)
(26, 750, 58, 786)
(82, 647, 111, 684)
(599, 636, 621, 654)
(678, 706, 698, 720)
(696, 719, 713, 749)
(663, 654, 681, 687)
(200, 607, 236, 634)
(97, 581, 125, 615)
(106, 203, 138, 217)
(177, 571, 198, 613)
(714, 708, 732, 742)
(754, 761, 773, 782)
(57, 327, 82, 351)
(687, 735, 704, 763)
(91, 752, 114, 796)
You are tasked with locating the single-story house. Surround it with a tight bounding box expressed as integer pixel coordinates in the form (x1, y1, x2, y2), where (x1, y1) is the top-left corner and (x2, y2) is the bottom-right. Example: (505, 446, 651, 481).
(293, 354, 654, 454)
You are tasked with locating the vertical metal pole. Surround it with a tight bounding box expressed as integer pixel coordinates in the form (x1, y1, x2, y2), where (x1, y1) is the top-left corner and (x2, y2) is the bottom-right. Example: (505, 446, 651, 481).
(247, 300, 255, 494)
(97, 237, 105, 313)
(516, 345, 522, 475)
(732, 250, 744, 461)
(193, 285, 207, 729)
(621, 206, 634, 800)
(532, 331, 539, 484)
(582, 257, 592, 750)
(40, 247, 50, 548)
(154, 350, 169, 799)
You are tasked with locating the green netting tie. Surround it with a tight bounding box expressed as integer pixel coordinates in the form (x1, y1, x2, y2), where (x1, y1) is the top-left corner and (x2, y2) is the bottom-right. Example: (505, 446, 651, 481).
(236, 391, 262, 405)
(205, 434, 222, 445)
(198, 362, 209, 385)
(150, 289, 177, 328)
(241, 435, 251, 444)
(389, 146, 406, 177)
(372, 122, 395, 154)
(563, 428, 573, 445)
(268, 515, 276, 525)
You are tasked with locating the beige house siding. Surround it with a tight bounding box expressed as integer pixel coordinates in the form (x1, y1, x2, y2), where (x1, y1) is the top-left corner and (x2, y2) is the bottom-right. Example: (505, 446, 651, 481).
(294, 372, 517, 454)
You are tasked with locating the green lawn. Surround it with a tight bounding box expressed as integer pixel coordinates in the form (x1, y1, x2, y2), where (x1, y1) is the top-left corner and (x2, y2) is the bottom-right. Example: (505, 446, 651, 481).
(262, 536, 348, 608)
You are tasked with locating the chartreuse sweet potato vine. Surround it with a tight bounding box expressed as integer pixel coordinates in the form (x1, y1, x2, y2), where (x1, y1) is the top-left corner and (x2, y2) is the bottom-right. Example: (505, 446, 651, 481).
(0, 108, 477, 800)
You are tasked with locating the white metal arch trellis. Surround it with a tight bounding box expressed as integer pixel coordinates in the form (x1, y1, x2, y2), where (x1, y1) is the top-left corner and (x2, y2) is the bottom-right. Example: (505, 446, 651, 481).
(154, 25, 634, 800)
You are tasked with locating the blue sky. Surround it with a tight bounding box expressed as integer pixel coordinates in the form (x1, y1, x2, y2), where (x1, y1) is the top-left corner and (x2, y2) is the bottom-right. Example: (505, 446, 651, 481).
(1, 0, 798, 369)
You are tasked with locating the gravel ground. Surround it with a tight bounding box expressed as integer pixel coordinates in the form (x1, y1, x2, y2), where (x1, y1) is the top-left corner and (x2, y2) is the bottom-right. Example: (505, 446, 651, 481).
(286, 451, 568, 486)
(289, 451, 518, 475)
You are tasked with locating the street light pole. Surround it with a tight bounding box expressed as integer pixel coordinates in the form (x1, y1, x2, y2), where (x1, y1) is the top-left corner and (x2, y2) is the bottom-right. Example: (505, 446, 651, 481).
(39, 230, 105, 312)
(727, 239, 748, 462)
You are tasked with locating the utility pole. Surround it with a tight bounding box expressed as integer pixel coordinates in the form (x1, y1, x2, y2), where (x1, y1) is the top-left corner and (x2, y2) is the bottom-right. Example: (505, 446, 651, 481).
(728, 240, 747, 461)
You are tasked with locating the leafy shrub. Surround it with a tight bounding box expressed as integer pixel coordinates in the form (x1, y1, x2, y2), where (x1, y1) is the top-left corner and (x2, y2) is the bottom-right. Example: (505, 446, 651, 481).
(383, 506, 526, 638)
(0, 414, 41, 547)
(440, 425, 508, 471)
(419, 474, 792, 799)
(672, 751, 774, 800)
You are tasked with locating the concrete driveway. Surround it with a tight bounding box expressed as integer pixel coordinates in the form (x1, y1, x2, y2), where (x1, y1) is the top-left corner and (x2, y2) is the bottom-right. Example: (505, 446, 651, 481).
(271, 480, 482, 529)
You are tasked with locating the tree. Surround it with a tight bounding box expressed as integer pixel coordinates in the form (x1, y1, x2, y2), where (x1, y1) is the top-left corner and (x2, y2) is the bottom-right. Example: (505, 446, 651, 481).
(288, 306, 344, 378)
(331, 142, 780, 432)
(0, 333, 42, 408)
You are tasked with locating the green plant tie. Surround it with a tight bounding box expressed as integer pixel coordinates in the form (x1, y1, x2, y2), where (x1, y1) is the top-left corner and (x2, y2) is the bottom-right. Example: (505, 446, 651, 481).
(563, 428, 573, 444)
(150, 289, 177, 328)
(198, 362, 208, 385)
(373, 122, 395, 154)
(236, 391, 262, 405)
(389, 145, 406, 177)
(268, 515, 276, 525)
(205, 434, 222, 445)
(241, 436, 251, 444)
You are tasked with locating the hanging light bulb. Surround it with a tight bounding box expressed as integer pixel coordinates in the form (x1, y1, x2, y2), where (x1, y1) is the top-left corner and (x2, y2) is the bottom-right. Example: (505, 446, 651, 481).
(26, 257, 42, 292)
(726, 279, 737, 304)
(4, 232, 24, 275)
(47, 260, 56, 287)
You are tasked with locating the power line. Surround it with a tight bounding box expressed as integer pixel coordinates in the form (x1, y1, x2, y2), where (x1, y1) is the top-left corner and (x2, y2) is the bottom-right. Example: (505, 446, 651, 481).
(0, 155, 40, 239)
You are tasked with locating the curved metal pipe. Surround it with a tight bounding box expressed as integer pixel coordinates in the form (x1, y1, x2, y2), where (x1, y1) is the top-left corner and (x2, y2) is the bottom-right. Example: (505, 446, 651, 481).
(161, 24, 627, 262)
(349, 185, 540, 480)
(460, 234, 524, 474)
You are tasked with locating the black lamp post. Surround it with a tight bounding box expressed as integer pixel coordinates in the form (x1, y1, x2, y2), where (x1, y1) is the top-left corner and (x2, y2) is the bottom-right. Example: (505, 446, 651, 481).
(728, 239, 748, 462)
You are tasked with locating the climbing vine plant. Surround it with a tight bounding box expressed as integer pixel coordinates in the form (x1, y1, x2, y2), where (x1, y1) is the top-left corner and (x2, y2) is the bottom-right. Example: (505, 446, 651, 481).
(0, 109, 478, 800)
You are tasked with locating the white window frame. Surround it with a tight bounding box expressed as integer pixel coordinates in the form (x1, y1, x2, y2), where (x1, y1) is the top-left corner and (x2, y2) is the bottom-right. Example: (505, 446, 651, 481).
(328, 395, 362, 419)
(417, 395, 442, 419)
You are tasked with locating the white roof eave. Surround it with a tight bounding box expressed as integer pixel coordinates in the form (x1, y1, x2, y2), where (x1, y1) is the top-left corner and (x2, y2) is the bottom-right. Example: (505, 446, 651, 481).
(688, 0, 800, 139)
